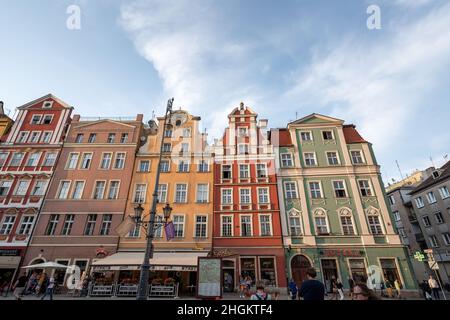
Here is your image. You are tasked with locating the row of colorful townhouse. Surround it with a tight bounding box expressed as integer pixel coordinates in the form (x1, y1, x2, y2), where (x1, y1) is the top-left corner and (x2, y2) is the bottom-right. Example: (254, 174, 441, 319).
(0, 95, 417, 295)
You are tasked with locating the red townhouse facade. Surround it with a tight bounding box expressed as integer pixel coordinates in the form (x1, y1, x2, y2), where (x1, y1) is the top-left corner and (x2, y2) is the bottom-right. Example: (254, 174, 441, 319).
(0, 94, 72, 286)
(212, 102, 287, 291)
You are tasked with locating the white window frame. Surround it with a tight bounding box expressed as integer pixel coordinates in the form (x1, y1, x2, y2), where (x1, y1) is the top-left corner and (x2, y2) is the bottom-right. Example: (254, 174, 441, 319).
(239, 164, 250, 179)
(196, 184, 209, 203)
(321, 130, 335, 141)
(239, 188, 251, 204)
(220, 215, 234, 237)
(173, 214, 185, 238)
(79, 152, 93, 170)
(194, 215, 208, 238)
(438, 186, 450, 199)
(29, 131, 41, 143)
(300, 131, 313, 142)
(30, 114, 42, 125)
(41, 131, 53, 143)
(43, 152, 57, 166)
(71, 180, 85, 199)
(238, 143, 249, 155)
(289, 216, 302, 236)
(256, 163, 268, 178)
(65, 152, 79, 170)
(92, 180, 106, 200)
(221, 188, 233, 205)
(0, 215, 16, 235)
(107, 180, 121, 200)
(113, 152, 126, 170)
(99, 152, 113, 170)
(14, 180, 30, 196)
(326, 151, 340, 165)
(221, 164, 232, 179)
(16, 131, 29, 143)
(442, 233, 450, 246)
(157, 184, 168, 203)
(303, 152, 317, 166)
(31, 180, 47, 196)
(284, 181, 298, 199)
(280, 153, 294, 167)
(309, 181, 323, 199)
(358, 179, 374, 197)
(429, 235, 439, 248)
(240, 214, 253, 237)
(18, 215, 35, 235)
(257, 187, 270, 204)
(259, 214, 272, 236)
(415, 197, 425, 208)
(26, 152, 41, 167)
(332, 180, 348, 198)
(133, 184, 147, 203)
(350, 150, 365, 164)
(9, 152, 24, 166)
(174, 183, 188, 203)
(139, 160, 151, 172)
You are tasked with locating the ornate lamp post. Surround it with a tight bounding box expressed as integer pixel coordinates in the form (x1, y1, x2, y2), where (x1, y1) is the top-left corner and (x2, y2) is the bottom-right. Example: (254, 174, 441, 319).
(135, 98, 174, 300)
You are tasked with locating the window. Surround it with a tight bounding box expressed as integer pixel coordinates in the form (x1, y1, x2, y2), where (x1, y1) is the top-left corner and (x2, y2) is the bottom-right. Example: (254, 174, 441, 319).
(439, 186, 450, 199)
(18, 216, 35, 235)
(415, 197, 425, 208)
(129, 223, 140, 238)
(29, 132, 40, 143)
(153, 215, 164, 238)
(240, 258, 256, 282)
(259, 215, 272, 236)
(31, 180, 46, 196)
(259, 258, 276, 286)
(134, 184, 147, 203)
(300, 131, 312, 141)
(388, 195, 396, 205)
(442, 233, 450, 246)
(0, 181, 12, 196)
(434, 212, 444, 224)
(9, 153, 24, 166)
(350, 151, 364, 164)
(0, 216, 16, 235)
(196, 184, 208, 203)
(43, 152, 57, 166)
(238, 144, 249, 154)
(80, 153, 93, 169)
(173, 215, 185, 237)
(358, 180, 373, 197)
(240, 216, 252, 236)
(258, 188, 269, 203)
(309, 182, 322, 199)
(164, 129, 172, 138)
(41, 132, 52, 143)
(84, 214, 97, 235)
(240, 188, 251, 204)
(88, 133, 96, 143)
(117, 133, 128, 143)
(195, 215, 207, 238)
(61, 215, 75, 236)
(238, 127, 248, 137)
(198, 160, 209, 172)
(139, 160, 150, 172)
(42, 101, 53, 108)
(15, 180, 30, 196)
(393, 211, 401, 222)
(333, 180, 347, 198)
(57, 181, 71, 199)
(368, 215, 383, 235)
(160, 160, 170, 172)
(162, 143, 172, 152)
(222, 165, 232, 179)
(107, 133, 115, 143)
(315, 216, 329, 234)
(100, 153, 112, 169)
(178, 160, 189, 172)
(71, 181, 85, 199)
(17, 131, 29, 143)
(157, 184, 168, 203)
(100, 214, 112, 235)
(66, 153, 79, 169)
(304, 152, 316, 166)
(183, 128, 191, 138)
(326, 152, 339, 165)
(26, 153, 41, 166)
(175, 184, 188, 203)
(426, 192, 437, 204)
(289, 217, 302, 236)
(221, 216, 233, 237)
(108, 181, 120, 199)
(322, 130, 334, 140)
(281, 154, 293, 167)
(42, 115, 53, 125)
(31, 115, 42, 124)
(75, 134, 84, 143)
(114, 153, 126, 169)
(429, 235, 439, 248)
(93, 181, 106, 199)
(285, 182, 298, 199)
(239, 164, 249, 178)
(0, 152, 8, 166)
(256, 163, 267, 178)
(422, 216, 432, 227)
(221, 189, 233, 204)
(45, 214, 59, 236)
(340, 216, 355, 235)
(181, 143, 189, 153)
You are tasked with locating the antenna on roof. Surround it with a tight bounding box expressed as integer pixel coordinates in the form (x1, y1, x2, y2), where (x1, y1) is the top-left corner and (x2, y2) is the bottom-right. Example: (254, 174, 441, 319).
(151, 110, 156, 120)
(396, 160, 404, 180)
(295, 111, 298, 120)
(430, 156, 435, 168)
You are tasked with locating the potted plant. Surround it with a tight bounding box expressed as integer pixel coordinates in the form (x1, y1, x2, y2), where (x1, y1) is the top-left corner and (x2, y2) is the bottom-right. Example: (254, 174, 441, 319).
(151, 278, 163, 285)
(164, 278, 175, 286)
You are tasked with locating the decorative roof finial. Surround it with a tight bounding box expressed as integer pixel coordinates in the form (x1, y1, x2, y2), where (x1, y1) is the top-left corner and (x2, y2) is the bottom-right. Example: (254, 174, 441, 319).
(240, 102, 244, 110)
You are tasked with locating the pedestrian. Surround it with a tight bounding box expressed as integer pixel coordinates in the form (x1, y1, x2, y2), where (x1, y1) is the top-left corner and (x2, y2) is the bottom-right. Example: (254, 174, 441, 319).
(394, 279, 402, 299)
(238, 276, 246, 299)
(250, 284, 271, 301)
(336, 278, 344, 300)
(41, 275, 56, 300)
(288, 279, 298, 300)
(329, 276, 338, 300)
(420, 280, 432, 300)
(428, 275, 440, 300)
(384, 279, 393, 298)
(298, 268, 325, 301)
(348, 277, 355, 299)
(25, 271, 37, 295)
(13, 272, 28, 300)
(353, 283, 381, 300)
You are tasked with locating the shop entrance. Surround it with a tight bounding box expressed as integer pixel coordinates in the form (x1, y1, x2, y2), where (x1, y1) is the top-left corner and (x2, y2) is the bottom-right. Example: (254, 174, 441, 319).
(222, 260, 235, 292)
(321, 259, 339, 293)
(348, 259, 368, 283)
(380, 259, 401, 286)
(0, 268, 15, 294)
(291, 255, 312, 287)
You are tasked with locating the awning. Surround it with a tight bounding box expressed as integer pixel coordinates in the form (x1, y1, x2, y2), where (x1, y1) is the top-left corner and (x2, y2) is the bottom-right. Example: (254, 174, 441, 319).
(0, 256, 21, 269)
(91, 251, 209, 272)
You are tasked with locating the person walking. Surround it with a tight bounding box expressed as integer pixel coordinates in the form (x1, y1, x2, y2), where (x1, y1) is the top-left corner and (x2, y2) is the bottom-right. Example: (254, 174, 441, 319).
(428, 275, 440, 300)
(298, 268, 325, 301)
(238, 276, 246, 299)
(384, 279, 393, 298)
(41, 275, 56, 300)
(288, 279, 298, 300)
(353, 283, 381, 300)
(420, 280, 433, 300)
(394, 279, 402, 299)
(13, 272, 28, 300)
(336, 278, 344, 300)
(348, 277, 355, 299)
(250, 285, 271, 300)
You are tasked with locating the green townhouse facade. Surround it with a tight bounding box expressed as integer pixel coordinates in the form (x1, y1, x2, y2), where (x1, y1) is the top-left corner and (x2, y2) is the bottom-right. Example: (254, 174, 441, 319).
(270, 114, 417, 292)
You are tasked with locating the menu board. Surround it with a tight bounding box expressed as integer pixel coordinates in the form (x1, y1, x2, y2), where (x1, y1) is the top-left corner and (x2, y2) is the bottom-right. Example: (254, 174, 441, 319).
(197, 258, 222, 299)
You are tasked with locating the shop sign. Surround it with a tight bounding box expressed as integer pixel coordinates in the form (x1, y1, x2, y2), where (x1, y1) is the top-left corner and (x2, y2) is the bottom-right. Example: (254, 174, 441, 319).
(0, 249, 21, 256)
(150, 265, 197, 272)
(321, 249, 364, 257)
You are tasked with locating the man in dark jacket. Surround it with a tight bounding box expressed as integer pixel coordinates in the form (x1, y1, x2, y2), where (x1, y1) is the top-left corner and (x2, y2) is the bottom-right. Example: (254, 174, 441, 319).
(299, 268, 325, 301)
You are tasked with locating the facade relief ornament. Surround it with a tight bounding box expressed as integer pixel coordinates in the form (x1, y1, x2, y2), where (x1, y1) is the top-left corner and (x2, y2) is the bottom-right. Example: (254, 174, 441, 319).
(365, 206, 380, 216)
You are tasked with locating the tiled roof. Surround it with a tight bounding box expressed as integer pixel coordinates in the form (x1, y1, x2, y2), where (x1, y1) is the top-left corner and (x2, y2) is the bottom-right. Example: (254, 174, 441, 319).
(343, 124, 367, 144)
(410, 161, 450, 195)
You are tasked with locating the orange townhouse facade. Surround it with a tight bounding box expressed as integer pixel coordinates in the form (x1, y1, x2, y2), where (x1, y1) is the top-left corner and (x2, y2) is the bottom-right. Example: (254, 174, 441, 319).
(212, 102, 287, 291)
(23, 114, 143, 284)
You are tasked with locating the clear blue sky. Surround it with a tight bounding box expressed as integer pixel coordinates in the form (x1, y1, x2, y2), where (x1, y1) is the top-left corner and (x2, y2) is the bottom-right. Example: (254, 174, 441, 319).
(1, 0, 449, 183)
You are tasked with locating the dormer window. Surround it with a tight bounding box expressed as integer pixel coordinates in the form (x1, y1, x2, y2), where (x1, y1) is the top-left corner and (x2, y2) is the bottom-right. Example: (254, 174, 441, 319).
(42, 101, 53, 108)
(432, 171, 440, 179)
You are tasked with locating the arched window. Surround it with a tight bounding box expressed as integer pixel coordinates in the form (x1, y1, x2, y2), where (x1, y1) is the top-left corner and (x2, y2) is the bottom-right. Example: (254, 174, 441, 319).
(313, 208, 329, 235)
(288, 208, 302, 236)
(366, 207, 384, 235)
(338, 207, 356, 235)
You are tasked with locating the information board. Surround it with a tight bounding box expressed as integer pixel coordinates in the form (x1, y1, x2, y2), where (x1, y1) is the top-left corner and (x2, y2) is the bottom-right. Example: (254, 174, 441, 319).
(196, 257, 222, 299)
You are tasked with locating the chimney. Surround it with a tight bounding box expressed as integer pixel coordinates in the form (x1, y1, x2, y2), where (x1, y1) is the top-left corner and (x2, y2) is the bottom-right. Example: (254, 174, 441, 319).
(72, 114, 81, 122)
(0, 101, 4, 115)
(136, 114, 144, 122)
(258, 119, 268, 129)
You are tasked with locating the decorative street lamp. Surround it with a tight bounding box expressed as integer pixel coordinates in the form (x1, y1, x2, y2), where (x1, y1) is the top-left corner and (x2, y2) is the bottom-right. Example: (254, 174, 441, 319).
(136, 98, 174, 300)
